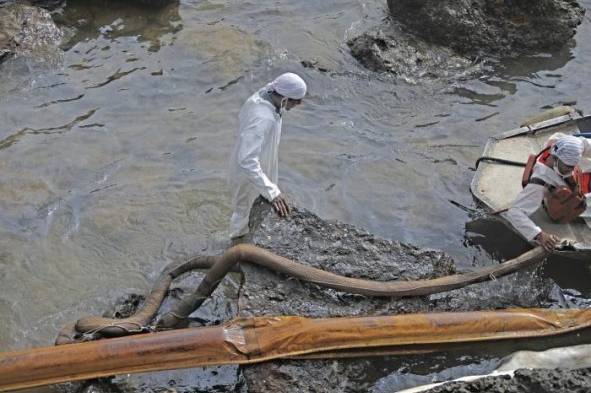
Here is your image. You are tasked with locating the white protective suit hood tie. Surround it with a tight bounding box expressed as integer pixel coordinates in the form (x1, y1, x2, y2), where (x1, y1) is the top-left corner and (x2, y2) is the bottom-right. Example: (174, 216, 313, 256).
(551, 135, 584, 166)
(270, 73, 307, 100)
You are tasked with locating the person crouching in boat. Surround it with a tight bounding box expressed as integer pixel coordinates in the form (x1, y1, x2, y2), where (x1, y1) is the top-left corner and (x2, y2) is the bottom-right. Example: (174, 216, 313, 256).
(504, 134, 591, 251)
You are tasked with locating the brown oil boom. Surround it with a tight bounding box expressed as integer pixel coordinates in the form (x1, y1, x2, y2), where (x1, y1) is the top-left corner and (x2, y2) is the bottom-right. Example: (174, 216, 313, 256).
(3, 308, 591, 391)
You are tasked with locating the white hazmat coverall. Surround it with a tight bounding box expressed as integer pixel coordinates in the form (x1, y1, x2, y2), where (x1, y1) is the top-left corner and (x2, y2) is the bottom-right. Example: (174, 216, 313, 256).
(228, 87, 283, 238)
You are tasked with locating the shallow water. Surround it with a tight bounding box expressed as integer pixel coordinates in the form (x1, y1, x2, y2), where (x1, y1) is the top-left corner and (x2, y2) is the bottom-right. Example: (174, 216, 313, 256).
(2, 0, 591, 390)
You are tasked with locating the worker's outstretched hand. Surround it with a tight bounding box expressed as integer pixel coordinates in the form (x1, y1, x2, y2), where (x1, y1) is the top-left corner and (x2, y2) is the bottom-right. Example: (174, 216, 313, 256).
(272, 194, 291, 217)
(534, 231, 559, 252)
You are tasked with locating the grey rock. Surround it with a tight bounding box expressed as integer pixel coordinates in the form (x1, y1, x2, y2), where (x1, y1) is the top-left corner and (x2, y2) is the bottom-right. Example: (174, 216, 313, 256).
(387, 0, 585, 57)
(239, 200, 456, 319)
(349, 0, 583, 80)
(56, 268, 242, 393)
(347, 26, 483, 82)
(0, 3, 63, 63)
(239, 200, 555, 392)
(0, 0, 175, 9)
(52, 199, 559, 392)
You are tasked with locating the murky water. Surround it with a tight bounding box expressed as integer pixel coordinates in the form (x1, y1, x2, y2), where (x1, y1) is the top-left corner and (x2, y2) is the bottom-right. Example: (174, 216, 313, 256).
(2, 0, 591, 391)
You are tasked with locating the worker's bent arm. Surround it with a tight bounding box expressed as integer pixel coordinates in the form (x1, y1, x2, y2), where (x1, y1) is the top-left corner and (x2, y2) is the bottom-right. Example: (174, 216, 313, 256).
(236, 116, 281, 201)
(503, 184, 546, 242)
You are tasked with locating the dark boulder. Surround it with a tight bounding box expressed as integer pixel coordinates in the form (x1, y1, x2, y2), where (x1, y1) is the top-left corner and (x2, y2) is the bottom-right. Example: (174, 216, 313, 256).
(239, 200, 554, 392)
(347, 27, 481, 81)
(387, 0, 585, 57)
(53, 199, 558, 392)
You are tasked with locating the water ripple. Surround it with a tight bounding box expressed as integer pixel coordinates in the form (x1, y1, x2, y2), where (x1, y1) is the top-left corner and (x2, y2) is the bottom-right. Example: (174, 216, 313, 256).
(86, 67, 145, 89)
(34, 93, 85, 108)
(0, 108, 97, 150)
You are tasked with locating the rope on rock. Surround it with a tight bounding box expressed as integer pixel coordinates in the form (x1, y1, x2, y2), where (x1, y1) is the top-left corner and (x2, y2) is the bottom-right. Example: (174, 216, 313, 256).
(55, 255, 221, 345)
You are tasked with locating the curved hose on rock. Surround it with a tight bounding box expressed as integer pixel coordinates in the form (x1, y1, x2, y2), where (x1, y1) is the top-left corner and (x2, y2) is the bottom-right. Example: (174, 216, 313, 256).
(59, 244, 547, 343)
(56, 256, 221, 345)
(156, 244, 548, 328)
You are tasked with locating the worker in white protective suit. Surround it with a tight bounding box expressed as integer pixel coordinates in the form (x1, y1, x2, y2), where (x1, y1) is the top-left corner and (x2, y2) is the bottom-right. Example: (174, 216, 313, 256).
(504, 133, 591, 251)
(228, 73, 306, 238)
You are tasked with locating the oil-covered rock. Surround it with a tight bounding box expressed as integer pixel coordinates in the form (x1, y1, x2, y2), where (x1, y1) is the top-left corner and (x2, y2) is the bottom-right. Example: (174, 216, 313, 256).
(239, 200, 554, 392)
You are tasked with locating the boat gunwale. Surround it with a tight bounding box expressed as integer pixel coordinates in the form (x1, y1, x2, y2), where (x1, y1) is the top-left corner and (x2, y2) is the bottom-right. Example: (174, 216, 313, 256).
(493, 112, 581, 140)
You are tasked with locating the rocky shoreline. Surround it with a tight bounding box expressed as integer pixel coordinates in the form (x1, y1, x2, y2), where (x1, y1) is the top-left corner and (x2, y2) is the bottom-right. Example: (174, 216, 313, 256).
(3, 0, 585, 81)
(53, 201, 591, 392)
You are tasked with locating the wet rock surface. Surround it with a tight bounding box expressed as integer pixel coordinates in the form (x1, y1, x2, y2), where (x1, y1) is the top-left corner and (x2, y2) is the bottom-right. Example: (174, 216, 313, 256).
(0, 2, 63, 63)
(238, 200, 457, 318)
(0, 0, 179, 66)
(46, 199, 570, 393)
(239, 200, 555, 392)
(423, 367, 591, 393)
(347, 26, 483, 82)
(54, 202, 571, 393)
(56, 266, 242, 393)
(348, 0, 584, 80)
(387, 0, 585, 57)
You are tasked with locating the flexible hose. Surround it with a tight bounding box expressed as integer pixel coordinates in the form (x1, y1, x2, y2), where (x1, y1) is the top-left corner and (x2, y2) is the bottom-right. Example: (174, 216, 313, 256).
(156, 244, 547, 328)
(57, 256, 220, 344)
(62, 245, 547, 342)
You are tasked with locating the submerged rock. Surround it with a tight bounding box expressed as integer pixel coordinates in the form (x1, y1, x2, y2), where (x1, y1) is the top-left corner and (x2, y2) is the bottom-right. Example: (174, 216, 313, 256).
(387, 0, 585, 57)
(0, 3, 63, 63)
(57, 0, 181, 53)
(127, 0, 179, 6)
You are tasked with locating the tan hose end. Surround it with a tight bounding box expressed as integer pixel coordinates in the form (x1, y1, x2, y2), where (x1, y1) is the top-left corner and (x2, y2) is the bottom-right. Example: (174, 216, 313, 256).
(54, 323, 82, 346)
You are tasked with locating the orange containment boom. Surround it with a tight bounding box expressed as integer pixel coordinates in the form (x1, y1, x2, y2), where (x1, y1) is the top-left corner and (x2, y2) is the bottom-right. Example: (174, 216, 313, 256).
(2, 308, 591, 391)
